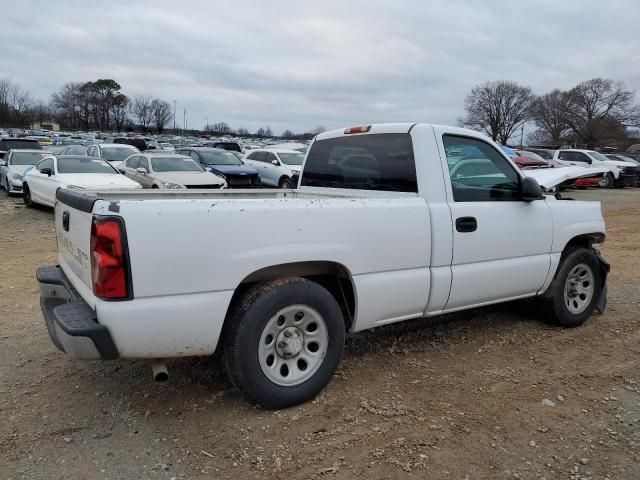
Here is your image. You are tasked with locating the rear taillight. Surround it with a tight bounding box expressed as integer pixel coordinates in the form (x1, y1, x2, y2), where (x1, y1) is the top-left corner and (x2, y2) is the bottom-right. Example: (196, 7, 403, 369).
(90, 216, 132, 300)
(344, 125, 372, 134)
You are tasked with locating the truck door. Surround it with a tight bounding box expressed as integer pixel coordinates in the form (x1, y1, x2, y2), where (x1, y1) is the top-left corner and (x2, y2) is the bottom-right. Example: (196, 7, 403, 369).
(436, 131, 553, 310)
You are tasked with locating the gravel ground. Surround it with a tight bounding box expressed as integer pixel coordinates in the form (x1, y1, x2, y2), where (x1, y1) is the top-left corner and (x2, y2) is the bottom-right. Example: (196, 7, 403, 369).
(1, 188, 639, 480)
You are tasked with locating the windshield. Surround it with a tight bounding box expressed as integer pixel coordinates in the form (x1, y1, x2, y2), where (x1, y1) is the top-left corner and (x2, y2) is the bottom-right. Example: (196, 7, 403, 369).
(102, 147, 138, 161)
(278, 152, 304, 165)
(10, 152, 46, 165)
(198, 151, 242, 165)
(151, 156, 204, 172)
(57, 157, 118, 174)
(588, 151, 611, 162)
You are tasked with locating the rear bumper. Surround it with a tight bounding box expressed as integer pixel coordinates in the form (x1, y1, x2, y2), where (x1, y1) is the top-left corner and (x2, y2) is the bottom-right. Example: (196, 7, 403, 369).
(37, 265, 118, 360)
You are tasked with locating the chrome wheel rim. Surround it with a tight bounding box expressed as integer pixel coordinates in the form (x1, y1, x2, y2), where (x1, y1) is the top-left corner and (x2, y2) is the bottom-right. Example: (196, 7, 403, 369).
(564, 263, 595, 314)
(258, 305, 328, 386)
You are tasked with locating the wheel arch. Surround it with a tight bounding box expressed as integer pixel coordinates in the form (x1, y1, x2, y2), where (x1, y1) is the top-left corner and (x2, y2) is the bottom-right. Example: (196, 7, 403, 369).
(562, 232, 605, 256)
(223, 261, 357, 334)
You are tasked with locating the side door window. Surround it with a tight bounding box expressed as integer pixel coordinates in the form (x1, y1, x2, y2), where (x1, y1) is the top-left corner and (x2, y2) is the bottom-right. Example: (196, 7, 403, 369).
(265, 152, 278, 165)
(443, 135, 521, 202)
(138, 157, 150, 172)
(126, 156, 140, 170)
(558, 151, 574, 161)
(37, 158, 54, 173)
(188, 151, 201, 163)
(252, 151, 267, 162)
(573, 152, 591, 163)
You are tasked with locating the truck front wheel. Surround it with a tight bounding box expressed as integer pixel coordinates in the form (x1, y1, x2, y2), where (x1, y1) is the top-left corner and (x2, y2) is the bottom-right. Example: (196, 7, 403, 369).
(224, 277, 345, 408)
(598, 173, 614, 188)
(541, 248, 603, 327)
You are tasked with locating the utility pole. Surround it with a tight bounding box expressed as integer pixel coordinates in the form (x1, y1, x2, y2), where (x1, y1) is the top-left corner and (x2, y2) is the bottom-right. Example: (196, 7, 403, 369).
(173, 100, 176, 132)
(520, 121, 525, 149)
(183, 108, 186, 134)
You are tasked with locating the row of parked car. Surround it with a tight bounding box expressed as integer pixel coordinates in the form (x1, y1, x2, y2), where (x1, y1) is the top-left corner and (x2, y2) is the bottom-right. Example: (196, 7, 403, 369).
(0, 140, 307, 207)
(498, 145, 640, 188)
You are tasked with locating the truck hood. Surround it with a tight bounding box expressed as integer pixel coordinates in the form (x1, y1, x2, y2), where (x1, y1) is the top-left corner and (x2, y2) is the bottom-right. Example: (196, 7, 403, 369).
(524, 166, 613, 189)
(60, 173, 142, 189)
(153, 171, 225, 185)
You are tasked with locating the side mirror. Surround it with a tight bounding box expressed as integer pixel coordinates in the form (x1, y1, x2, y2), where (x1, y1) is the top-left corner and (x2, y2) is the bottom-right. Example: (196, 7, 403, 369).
(271, 159, 279, 166)
(136, 167, 147, 175)
(40, 167, 53, 177)
(521, 176, 544, 201)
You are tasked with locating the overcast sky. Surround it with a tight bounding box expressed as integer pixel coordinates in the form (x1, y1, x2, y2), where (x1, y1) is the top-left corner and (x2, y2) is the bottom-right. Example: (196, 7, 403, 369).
(2, 0, 639, 134)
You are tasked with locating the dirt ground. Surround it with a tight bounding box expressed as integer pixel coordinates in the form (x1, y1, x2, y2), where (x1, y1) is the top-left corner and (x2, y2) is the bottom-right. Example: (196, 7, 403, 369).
(1, 188, 639, 480)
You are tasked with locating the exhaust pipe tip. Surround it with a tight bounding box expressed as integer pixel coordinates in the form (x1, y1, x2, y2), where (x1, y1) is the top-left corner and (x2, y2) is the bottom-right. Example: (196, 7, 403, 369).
(151, 359, 169, 384)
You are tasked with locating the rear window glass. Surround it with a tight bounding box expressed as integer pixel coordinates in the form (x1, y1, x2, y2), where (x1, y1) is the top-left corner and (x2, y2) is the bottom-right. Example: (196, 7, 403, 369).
(301, 133, 417, 192)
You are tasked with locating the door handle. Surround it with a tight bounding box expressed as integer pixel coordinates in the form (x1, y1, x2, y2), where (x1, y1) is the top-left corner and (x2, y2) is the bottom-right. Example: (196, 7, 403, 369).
(62, 211, 70, 231)
(456, 216, 477, 233)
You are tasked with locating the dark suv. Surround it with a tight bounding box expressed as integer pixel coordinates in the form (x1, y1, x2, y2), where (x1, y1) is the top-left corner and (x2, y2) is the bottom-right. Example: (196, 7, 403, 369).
(0, 138, 42, 158)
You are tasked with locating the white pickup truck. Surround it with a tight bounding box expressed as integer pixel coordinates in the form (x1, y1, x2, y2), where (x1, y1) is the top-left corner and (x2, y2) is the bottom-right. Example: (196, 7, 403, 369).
(38, 123, 609, 408)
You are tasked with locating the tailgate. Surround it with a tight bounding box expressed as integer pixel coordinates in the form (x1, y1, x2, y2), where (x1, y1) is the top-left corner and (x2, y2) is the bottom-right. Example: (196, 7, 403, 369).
(54, 189, 97, 299)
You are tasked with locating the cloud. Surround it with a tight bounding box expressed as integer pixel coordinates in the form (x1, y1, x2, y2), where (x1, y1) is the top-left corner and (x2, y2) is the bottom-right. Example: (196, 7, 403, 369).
(2, 0, 639, 133)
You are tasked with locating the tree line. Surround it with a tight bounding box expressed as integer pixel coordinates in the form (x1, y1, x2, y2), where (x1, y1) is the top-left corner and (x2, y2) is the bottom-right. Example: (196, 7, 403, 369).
(0, 77, 175, 133)
(459, 78, 640, 148)
(0, 77, 327, 139)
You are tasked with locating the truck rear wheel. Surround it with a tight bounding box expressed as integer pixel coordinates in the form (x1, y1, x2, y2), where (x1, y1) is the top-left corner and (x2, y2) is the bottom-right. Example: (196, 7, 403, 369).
(541, 248, 603, 327)
(224, 277, 345, 408)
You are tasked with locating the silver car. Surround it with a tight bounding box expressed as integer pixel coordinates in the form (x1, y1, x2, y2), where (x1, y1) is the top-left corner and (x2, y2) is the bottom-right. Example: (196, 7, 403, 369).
(119, 152, 227, 189)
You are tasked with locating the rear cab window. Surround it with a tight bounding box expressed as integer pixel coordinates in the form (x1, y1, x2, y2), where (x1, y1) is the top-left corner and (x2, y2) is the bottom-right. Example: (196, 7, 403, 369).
(300, 133, 417, 192)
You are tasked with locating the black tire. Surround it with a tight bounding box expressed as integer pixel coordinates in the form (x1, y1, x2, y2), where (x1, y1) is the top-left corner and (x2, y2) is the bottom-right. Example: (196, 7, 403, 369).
(541, 248, 603, 327)
(224, 277, 345, 408)
(278, 177, 292, 189)
(3, 176, 9, 194)
(23, 184, 33, 207)
(151, 184, 159, 189)
(598, 173, 614, 188)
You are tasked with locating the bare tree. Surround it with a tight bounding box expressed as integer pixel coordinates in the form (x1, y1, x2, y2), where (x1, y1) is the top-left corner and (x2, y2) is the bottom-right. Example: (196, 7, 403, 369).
(459, 80, 534, 144)
(310, 126, 326, 135)
(207, 122, 232, 135)
(281, 129, 295, 139)
(111, 93, 129, 132)
(530, 89, 573, 144)
(131, 95, 153, 131)
(567, 78, 640, 148)
(236, 127, 249, 136)
(150, 99, 172, 134)
(526, 128, 553, 146)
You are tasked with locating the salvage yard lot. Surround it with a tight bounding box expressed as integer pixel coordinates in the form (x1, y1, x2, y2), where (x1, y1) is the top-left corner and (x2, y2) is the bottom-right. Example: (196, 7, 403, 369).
(1, 189, 639, 480)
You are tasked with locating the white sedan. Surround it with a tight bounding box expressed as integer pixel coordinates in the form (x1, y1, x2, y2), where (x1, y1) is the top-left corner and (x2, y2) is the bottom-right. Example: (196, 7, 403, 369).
(0, 149, 49, 195)
(23, 155, 142, 208)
